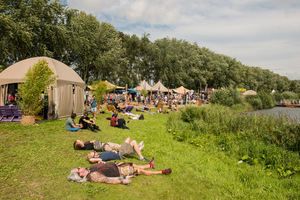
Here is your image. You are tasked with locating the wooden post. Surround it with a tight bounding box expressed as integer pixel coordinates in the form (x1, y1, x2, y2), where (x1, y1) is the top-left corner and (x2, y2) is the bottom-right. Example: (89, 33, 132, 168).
(125, 84, 128, 105)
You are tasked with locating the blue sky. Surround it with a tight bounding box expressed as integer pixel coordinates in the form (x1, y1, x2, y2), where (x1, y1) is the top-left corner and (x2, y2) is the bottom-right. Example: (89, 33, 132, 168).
(62, 0, 300, 80)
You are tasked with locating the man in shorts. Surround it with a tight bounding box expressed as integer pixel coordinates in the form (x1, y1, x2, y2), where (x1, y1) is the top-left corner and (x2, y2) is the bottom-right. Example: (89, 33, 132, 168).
(74, 137, 149, 162)
(67, 159, 172, 184)
(79, 112, 101, 133)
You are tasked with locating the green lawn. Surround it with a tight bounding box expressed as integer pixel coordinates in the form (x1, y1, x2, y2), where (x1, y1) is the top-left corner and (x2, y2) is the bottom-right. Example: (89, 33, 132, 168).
(0, 109, 299, 199)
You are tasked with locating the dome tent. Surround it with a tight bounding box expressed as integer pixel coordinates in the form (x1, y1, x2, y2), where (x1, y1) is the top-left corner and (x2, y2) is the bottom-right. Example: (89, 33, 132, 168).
(0, 57, 85, 119)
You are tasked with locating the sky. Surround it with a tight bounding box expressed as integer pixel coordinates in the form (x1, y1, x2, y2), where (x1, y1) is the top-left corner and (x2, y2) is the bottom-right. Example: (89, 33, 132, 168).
(63, 0, 300, 80)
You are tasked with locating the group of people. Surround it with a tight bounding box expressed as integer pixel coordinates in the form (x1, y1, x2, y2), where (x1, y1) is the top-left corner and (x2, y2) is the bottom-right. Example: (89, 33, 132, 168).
(68, 137, 172, 184)
(65, 112, 101, 133)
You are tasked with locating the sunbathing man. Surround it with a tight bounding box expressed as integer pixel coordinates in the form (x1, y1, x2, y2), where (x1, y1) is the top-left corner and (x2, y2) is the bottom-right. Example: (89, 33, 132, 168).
(74, 137, 149, 162)
(67, 158, 172, 184)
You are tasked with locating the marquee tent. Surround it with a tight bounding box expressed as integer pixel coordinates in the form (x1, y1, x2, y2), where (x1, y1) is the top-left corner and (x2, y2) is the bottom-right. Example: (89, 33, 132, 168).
(151, 81, 168, 92)
(0, 57, 85, 119)
(134, 80, 152, 92)
(88, 80, 125, 90)
(173, 86, 190, 94)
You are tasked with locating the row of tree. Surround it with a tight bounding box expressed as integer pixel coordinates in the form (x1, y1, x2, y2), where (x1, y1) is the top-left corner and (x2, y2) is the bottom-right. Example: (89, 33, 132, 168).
(1, 0, 299, 93)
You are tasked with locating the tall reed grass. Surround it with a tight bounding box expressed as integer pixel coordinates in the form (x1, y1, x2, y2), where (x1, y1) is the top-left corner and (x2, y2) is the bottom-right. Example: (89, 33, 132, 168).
(168, 105, 300, 177)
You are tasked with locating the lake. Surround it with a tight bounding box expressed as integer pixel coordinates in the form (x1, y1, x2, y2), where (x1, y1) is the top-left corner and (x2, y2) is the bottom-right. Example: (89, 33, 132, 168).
(248, 107, 300, 123)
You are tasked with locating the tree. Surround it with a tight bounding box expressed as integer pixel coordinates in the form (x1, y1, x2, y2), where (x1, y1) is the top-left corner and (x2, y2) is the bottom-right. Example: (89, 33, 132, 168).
(17, 59, 57, 116)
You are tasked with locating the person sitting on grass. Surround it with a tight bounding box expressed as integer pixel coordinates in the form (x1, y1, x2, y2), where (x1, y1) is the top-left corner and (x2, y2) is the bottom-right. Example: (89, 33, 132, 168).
(110, 113, 130, 130)
(73, 138, 149, 162)
(65, 113, 83, 131)
(79, 112, 101, 133)
(67, 158, 172, 184)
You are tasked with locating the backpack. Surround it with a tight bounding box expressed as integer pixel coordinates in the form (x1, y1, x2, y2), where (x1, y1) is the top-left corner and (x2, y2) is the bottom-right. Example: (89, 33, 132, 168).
(93, 140, 102, 151)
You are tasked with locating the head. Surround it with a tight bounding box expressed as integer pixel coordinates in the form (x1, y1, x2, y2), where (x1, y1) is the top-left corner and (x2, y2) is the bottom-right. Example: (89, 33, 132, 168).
(73, 140, 84, 150)
(83, 111, 88, 117)
(67, 167, 88, 183)
(71, 113, 76, 119)
(87, 151, 99, 160)
(92, 95, 95, 99)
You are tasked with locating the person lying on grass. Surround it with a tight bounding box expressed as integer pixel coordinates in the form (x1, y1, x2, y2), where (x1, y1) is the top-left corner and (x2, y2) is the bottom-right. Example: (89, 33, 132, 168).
(74, 137, 149, 162)
(67, 158, 172, 184)
(65, 113, 83, 131)
(79, 112, 101, 133)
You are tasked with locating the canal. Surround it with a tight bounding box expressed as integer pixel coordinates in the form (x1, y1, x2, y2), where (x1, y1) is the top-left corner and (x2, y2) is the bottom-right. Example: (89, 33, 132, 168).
(248, 107, 300, 123)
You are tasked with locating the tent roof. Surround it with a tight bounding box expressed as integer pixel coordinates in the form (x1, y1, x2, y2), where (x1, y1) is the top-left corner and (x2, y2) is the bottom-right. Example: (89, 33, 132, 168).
(104, 80, 125, 90)
(0, 57, 85, 87)
(173, 86, 190, 94)
(151, 81, 169, 92)
(134, 80, 152, 92)
(243, 90, 257, 96)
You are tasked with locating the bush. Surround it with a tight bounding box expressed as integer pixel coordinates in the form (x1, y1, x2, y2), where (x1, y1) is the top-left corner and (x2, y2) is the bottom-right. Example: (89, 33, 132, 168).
(211, 87, 242, 107)
(258, 92, 275, 109)
(273, 93, 283, 101)
(281, 91, 298, 100)
(168, 105, 300, 177)
(245, 95, 263, 110)
(17, 59, 57, 116)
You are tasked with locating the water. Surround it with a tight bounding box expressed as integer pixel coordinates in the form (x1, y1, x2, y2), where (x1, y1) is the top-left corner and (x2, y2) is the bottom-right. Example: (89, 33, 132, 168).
(248, 107, 300, 123)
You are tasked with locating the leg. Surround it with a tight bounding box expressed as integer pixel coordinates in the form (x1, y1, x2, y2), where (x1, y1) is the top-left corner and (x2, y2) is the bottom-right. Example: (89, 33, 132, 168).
(130, 140, 145, 159)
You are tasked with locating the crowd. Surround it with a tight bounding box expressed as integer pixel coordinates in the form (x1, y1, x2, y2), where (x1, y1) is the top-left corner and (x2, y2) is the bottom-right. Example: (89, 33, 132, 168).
(66, 94, 172, 185)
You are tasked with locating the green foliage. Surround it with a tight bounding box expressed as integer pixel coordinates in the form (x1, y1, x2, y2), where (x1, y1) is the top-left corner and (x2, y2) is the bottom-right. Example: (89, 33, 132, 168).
(210, 87, 242, 107)
(168, 105, 300, 177)
(258, 92, 275, 109)
(141, 89, 149, 96)
(92, 81, 110, 104)
(273, 93, 283, 101)
(0, 107, 300, 199)
(281, 91, 299, 100)
(17, 59, 57, 115)
(1, 0, 299, 93)
(245, 95, 263, 110)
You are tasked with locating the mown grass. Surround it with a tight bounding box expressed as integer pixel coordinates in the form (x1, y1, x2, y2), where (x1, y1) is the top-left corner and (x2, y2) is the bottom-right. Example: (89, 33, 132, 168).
(0, 107, 299, 199)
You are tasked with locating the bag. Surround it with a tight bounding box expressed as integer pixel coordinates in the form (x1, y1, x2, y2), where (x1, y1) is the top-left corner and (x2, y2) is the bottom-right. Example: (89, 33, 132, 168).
(93, 140, 102, 151)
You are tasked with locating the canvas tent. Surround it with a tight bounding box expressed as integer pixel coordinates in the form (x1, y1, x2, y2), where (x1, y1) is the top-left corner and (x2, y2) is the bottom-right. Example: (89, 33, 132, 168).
(173, 86, 190, 94)
(134, 80, 152, 92)
(0, 57, 85, 119)
(243, 90, 257, 96)
(88, 80, 125, 90)
(151, 81, 168, 93)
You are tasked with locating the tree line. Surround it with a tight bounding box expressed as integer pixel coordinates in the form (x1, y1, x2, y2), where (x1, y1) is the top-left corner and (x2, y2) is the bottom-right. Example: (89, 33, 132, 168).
(1, 0, 299, 93)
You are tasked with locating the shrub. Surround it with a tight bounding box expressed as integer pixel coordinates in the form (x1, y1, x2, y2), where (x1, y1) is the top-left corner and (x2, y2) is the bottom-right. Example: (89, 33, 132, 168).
(258, 92, 275, 109)
(245, 95, 262, 110)
(211, 87, 242, 107)
(281, 91, 298, 100)
(17, 59, 57, 116)
(273, 93, 283, 101)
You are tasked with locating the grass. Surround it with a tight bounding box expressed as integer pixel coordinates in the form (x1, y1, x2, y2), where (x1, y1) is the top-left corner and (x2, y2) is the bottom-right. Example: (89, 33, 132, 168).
(0, 107, 299, 199)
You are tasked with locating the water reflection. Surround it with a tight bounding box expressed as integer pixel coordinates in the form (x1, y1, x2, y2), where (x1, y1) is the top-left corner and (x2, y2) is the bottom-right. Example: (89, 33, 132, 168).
(248, 107, 300, 123)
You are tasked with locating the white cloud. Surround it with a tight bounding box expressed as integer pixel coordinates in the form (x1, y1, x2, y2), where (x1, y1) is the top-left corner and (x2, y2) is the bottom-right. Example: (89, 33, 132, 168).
(65, 0, 300, 79)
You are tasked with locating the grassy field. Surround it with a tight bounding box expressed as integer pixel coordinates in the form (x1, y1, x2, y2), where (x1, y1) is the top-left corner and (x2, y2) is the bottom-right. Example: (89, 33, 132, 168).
(0, 107, 299, 199)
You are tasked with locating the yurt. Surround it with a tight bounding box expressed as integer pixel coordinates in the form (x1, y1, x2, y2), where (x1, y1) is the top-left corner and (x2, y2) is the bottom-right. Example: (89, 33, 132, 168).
(0, 57, 86, 119)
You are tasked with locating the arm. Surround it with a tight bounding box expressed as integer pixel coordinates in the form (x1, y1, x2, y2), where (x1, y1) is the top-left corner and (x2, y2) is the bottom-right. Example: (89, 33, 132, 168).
(89, 158, 103, 163)
(88, 172, 131, 184)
